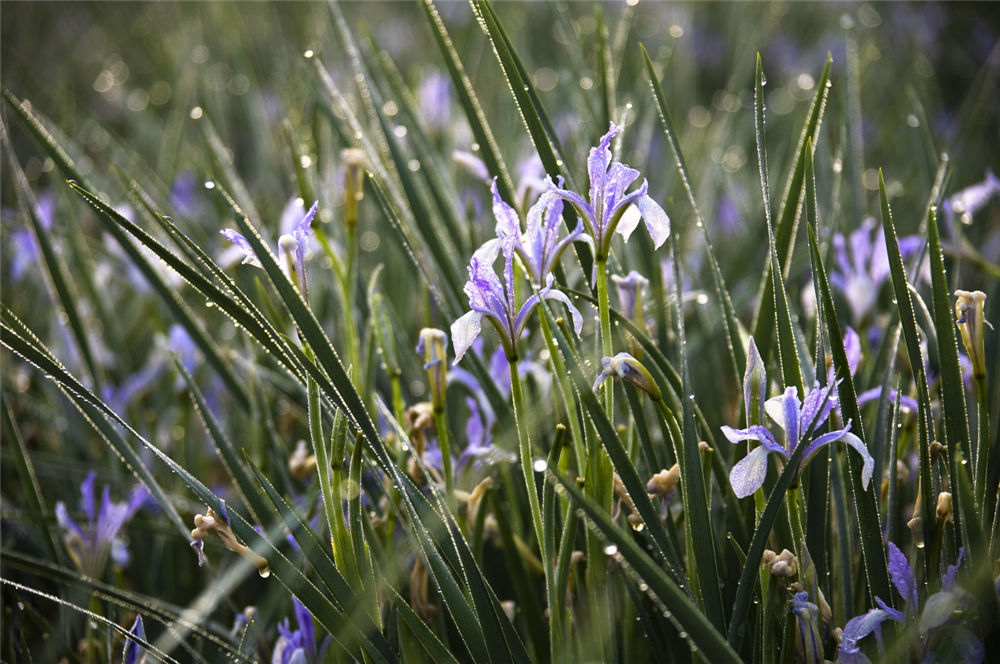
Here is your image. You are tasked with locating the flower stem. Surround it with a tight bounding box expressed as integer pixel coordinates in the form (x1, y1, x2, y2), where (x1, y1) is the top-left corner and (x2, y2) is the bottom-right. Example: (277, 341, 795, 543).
(509, 359, 544, 551)
(595, 257, 614, 418)
(433, 406, 456, 513)
(975, 377, 992, 514)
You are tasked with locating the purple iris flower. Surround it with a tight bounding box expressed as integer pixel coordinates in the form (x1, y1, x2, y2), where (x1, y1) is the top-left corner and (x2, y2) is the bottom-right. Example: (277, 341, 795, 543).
(451, 236, 583, 364)
(829, 217, 927, 324)
(272, 596, 331, 664)
(54, 471, 148, 577)
(840, 544, 984, 664)
(544, 122, 670, 257)
(721, 342, 873, 499)
(491, 178, 592, 285)
(122, 615, 146, 664)
(836, 326, 920, 414)
(418, 70, 451, 130)
(221, 198, 318, 287)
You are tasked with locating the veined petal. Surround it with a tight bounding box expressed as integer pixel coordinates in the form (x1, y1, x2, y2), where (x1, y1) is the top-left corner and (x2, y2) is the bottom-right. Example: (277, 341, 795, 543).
(887, 541, 918, 608)
(603, 161, 641, 213)
(492, 178, 521, 240)
(588, 122, 620, 211)
(801, 426, 873, 490)
(451, 311, 484, 364)
(729, 445, 774, 499)
(636, 195, 670, 248)
(720, 424, 782, 450)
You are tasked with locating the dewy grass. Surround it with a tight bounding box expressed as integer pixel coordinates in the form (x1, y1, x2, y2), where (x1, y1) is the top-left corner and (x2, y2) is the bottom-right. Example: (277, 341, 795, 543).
(2, 2, 999, 663)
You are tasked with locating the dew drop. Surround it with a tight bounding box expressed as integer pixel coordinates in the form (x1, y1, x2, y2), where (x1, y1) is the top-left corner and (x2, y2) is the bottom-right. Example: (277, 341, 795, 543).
(603, 543, 618, 556)
(533, 459, 548, 473)
(204, 180, 215, 190)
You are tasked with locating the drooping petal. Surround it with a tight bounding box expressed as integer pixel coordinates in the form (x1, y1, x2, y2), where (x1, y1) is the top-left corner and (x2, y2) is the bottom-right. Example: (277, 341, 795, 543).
(729, 445, 774, 499)
(856, 387, 919, 413)
(839, 598, 904, 664)
(614, 204, 642, 242)
(55, 502, 87, 542)
(538, 288, 584, 337)
(800, 426, 873, 489)
(451, 311, 484, 364)
(635, 195, 670, 248)
(887, 541, 918, 608)
(544, 176, 595, 235)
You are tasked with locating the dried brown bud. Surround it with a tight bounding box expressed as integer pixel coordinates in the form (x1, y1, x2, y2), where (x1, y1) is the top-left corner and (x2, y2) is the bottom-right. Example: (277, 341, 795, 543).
(647, 464, 681, 497)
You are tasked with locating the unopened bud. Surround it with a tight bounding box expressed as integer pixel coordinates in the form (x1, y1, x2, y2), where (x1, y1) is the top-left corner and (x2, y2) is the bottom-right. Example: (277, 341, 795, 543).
(936, 491, 953, 523)
(342, 148, 366, 227)
(593, 352, 661, 401)
(955, 290, 989, 382)
(647, 464, 681, 496)
(288, 440, 316, 479)
(416, 328, 448, 411)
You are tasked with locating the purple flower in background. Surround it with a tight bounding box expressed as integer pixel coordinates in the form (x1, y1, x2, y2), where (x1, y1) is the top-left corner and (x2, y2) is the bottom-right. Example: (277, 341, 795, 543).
(418, 70, 451, 130)
(122, 615, 146, 664)
(835, 326, 919, 414)
(272, 596, 331, 664)
(54, 471, 148, 577)
(451, 236, 583, 364)
(492, 179, 592, 285)
(544, 122, 670, 256)
(721, 381, 873, 499)
(169, 172, 201, 217)
(829, 217, 927, 324)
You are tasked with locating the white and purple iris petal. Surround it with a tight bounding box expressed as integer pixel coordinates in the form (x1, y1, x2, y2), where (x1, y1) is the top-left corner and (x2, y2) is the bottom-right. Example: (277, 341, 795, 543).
(545, 122, 669, 254)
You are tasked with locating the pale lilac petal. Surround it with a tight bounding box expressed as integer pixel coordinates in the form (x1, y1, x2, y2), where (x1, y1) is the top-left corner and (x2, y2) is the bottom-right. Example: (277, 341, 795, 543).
(451, 311, 483, 364)
(545, 176, 596, 233)
(941, 548, 964, 592)
(857, 387, 918, 413)
(539, 288, 584, 336)
(781, 387, 801, 448)
(729, 445, 773, 499)
(841, 431, 874, 489)
(492, 178, 521, 240)
(588, 123, 619, 211)
(720, 424, 781, 449)
(614, 204, 642, 242)
(55, 502, 86, 541)
(636, 195, 670, 248)
(887, 541, 917, 607)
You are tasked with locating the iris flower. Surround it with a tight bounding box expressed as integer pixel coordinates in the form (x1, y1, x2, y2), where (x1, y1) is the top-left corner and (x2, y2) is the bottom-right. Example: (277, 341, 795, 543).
(721, 339, 873, 499)
(221, 198, 318, 287)
(451, 237, 582, 364)
(272, 596, 331, 664)
(54, 471, 148, 577)
(544, 122, 669, 257)
(839, 543, 984, 664)
(122, 615, 146, 664)
(491, 178, 592, 285)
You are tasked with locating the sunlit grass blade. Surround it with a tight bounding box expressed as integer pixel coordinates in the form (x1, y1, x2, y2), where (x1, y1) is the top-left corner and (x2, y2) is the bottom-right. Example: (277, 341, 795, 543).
(420, 0, 516, 201)
(1, 548, 247, 661)
(878, 171, 937, 571)
(669, 234, 726, 632)
(1, 309, 189, 541)
(640, 43, 746, 387)
(547, 467, 741, 664)
(753, 53, 804, 393)
(749, 54, 832, 361)
(806, 176, 893, 612)
(2, 121, 100, 386)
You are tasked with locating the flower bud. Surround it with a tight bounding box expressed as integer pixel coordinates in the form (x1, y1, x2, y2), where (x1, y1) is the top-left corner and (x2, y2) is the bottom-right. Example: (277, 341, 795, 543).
(936, 491, 953, 523)
(342, 148, 365, 228)
(288, 440, 316, 479)
(416, 328, 448, 411)
(647, 464, 681, 496)
(954, 290, 989, 382)
(593, 352, 661, 401)
(744, 337, 767, 426)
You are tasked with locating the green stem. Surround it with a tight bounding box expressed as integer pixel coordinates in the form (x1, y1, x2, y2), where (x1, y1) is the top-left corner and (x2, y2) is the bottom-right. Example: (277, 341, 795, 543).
(975, 377, 991, 515)
(509, 359, 545, 550)
(596, 257, 614, 417)
(433, 407, 456, 514)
